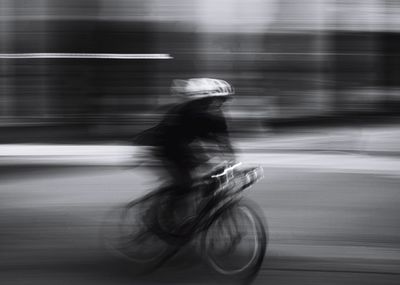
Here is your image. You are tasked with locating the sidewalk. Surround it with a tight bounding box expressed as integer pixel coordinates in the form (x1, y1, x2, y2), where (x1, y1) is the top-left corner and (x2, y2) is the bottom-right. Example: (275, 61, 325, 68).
(1, 126, 400, 174)
(237, 125, 400, 156)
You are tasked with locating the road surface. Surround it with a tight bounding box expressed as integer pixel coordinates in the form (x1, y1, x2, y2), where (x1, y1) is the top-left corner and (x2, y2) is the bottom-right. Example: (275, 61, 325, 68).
(1, 155, 400, 284)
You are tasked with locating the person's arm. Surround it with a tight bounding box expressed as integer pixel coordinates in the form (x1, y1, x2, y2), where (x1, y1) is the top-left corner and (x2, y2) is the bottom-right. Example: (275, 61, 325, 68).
(215, 132, 236, 162)
(206, 112, 236, 162)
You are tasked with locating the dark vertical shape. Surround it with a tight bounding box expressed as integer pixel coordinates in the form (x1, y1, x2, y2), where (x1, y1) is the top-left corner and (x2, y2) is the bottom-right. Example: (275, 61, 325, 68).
(331, 31, 378, 114)
(380, 31, 400, 112)
(0, 0, 15, 119)
(381, 32, 400, 88)
(89, 19, 157, 138)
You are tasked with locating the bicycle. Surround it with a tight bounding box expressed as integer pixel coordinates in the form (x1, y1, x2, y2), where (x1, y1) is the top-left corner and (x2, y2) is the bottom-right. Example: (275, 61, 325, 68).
(101, 162, 268, 283)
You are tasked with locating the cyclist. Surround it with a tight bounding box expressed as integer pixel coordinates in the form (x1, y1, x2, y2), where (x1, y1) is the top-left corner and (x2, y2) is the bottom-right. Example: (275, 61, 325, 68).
(135, 78, 236, 230)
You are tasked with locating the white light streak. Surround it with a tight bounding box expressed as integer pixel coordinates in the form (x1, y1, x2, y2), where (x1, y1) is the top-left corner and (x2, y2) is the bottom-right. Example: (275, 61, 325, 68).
(0, 53, 173, 59)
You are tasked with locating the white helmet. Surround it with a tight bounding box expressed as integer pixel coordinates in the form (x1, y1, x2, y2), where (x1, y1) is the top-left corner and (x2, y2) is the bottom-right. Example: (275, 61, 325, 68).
(171, 78, 234, 99)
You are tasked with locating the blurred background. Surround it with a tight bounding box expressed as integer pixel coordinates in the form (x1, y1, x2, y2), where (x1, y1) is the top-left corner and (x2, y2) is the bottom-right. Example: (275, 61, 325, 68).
(1, 1, 400, 285)
(1, 0, 399, 141)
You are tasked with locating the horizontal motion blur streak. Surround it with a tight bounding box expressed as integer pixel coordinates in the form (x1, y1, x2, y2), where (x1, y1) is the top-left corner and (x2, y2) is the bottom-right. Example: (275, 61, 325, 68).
(0, 53, 173, 59)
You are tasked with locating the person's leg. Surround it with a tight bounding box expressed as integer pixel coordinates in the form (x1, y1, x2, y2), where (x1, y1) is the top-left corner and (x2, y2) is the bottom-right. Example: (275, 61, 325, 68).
(169, 160, 193, 221)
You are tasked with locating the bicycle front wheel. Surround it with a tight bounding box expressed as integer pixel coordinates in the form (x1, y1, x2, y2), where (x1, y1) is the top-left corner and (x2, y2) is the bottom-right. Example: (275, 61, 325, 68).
(202, 199, 268, 281)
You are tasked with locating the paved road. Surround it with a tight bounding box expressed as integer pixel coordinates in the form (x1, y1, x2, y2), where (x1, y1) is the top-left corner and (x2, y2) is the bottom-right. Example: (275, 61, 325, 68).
(1, 159, 400, 284)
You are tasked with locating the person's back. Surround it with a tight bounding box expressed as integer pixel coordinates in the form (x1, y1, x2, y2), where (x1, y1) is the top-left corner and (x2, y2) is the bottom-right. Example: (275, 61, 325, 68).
(157, 97, 231, 169)
(157, 79, 235, 189)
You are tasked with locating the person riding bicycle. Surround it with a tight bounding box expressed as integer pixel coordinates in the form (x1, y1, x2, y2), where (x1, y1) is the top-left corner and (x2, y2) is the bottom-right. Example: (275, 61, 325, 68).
(135, 78, 236, 231)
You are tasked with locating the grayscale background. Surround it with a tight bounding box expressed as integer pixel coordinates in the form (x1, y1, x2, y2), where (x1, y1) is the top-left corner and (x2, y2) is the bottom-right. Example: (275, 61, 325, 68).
(1, 1, 400, 284)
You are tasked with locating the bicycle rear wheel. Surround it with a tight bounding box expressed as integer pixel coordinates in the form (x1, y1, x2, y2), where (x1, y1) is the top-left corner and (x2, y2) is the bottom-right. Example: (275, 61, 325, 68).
(202, 199, 268, 281)
(101, 199, 172, 268)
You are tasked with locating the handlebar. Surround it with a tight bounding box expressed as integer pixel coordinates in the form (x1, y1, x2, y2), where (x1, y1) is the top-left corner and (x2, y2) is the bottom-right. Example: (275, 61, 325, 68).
(206, 162, 264, 195)
(211, 162, 242, 178)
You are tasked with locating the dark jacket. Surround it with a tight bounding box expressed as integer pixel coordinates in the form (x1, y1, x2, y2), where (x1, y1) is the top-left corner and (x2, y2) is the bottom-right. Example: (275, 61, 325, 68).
(135, 98, 233, 168)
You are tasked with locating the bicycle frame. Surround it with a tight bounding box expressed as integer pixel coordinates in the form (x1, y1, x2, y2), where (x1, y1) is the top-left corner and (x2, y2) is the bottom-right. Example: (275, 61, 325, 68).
(195, 163, 263, 231)
(149, 163, 264, 245)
